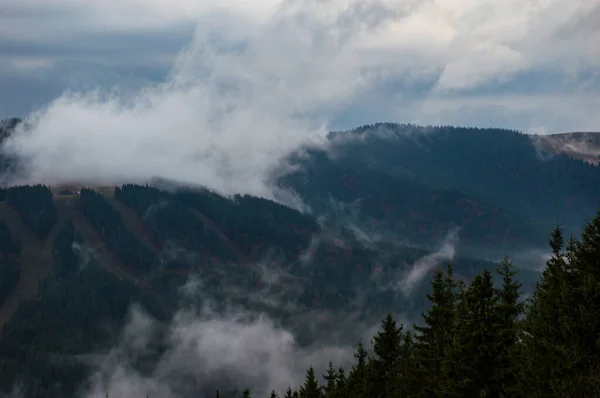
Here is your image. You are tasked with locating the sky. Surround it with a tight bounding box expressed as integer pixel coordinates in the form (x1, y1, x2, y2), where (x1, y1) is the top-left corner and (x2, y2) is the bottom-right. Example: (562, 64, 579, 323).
(0, 0, 598, 198)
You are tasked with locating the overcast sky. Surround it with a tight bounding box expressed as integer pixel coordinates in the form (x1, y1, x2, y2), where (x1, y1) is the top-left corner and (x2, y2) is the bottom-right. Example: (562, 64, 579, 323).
(0, 0, 598, 197)
(1, 0, 598, 133)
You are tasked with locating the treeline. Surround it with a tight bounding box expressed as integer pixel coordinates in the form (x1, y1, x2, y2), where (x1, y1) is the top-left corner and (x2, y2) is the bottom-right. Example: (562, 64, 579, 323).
(80, 188, 158, 273)
(2, 185, 57, 239)
(206, 212, 600, 398)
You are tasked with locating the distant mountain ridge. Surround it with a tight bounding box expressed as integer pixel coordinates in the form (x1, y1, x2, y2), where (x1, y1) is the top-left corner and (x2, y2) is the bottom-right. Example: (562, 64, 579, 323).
(1, 119, 598, 253)
(282, 123, 600, 256)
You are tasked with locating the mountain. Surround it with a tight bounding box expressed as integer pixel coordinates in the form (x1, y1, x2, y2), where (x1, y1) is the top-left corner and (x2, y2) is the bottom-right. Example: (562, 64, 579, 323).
(281, 123, 600, 257)
(0, 120, 597, 396)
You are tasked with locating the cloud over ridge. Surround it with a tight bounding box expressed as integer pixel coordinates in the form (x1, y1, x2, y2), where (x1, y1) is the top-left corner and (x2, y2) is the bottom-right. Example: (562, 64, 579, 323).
(1, 0, 598, 198)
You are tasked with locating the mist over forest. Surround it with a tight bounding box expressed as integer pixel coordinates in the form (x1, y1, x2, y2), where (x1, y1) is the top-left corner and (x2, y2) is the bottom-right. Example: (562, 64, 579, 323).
(0, 117, 599, 396)
(1, 0, 599, 396)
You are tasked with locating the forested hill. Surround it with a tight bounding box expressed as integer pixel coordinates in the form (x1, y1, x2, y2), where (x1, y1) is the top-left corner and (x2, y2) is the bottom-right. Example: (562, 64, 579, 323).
(0, 184, 597, 397)
(0, 183, 542, 397)
(220, 213, 600, 398)
(279, 123, 600, 256)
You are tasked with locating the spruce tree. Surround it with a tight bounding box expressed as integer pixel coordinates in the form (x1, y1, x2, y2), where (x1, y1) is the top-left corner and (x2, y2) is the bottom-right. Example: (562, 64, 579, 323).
(284, 387, 294, 398)
(386, 329, 416, 397)
(369, 313, 403, 398)
(299, 367, 323, 398)
(444, 269, 500, 397)
(565, 211, 600, 392)
(347, 343, 369, 398)
(519, 225, 578, 397)
(399, 330, 416, 396)
(493, 256, 524, 396)
(412, 264, 457, 396)
(336, 367, 346, 397)
(323, 361, 337, 397)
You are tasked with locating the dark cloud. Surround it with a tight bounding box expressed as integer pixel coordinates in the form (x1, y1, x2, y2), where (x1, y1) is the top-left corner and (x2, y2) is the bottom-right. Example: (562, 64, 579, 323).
(0, 27, 193, 59)
(0, 24, 195, 118)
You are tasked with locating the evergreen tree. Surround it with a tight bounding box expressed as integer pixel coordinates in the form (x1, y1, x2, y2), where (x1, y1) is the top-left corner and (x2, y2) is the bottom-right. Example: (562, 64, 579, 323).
(444, 269, 499, 397)
(243, 388, 252, 398)
(299, 367, 322, 398)
(493, 256, 524, 396)
(519, 225, 578, 397)
(323, 361, 337, 397)
(270, 390, 279, 398)
(335, 367, 346, 398)
(566, 211, 600, 393)
(347, 343, 369, 398)
(369, 312, 404, 397)
(412, 264, 457, 396)
(284, 387, 294, 398)
(386, 329, 416, 397)
(372, 313, 402, 368)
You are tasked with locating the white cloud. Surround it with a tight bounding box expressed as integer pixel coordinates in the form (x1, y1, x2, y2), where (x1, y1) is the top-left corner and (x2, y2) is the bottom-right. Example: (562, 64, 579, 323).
(411, 93, 600, 134)
(81, 280, 354, 398)
(398, 228, 459, 295)
(1, 0, 597, 199)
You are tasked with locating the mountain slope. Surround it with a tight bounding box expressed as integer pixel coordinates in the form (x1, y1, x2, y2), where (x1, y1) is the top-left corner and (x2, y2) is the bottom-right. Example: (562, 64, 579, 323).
(0, 182, 547, 396)
(279, 123, 600, 257)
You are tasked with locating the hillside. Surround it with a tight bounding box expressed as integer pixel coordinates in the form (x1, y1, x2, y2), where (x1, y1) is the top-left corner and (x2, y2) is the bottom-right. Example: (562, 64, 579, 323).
(0, 182, 543, 397)
(279, 124, 600, 256)
(0, 183, 596, 397)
